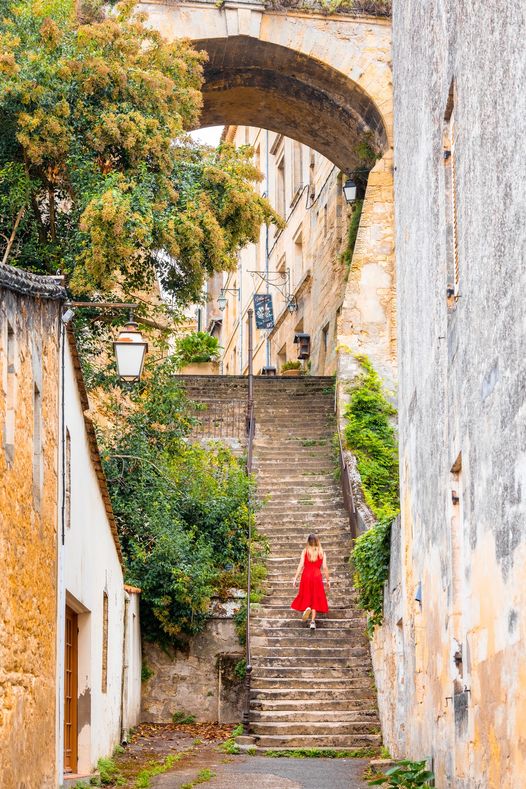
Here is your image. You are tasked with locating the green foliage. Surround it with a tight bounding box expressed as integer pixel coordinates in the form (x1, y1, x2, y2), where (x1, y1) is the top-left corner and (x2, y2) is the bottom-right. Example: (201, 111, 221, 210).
(172, 710, 196, 724)
(264, 747, 379, 758)
(342, 198, 363, 269)
(344, 355, 399, 520)
(234, 657, 247, 680)
(141, 663, 154, 683)
(368, 759, 434, 788)
(219, 724, 244, 755)
(134, 754, 179, 788)
(264, 0, 390, 16)
(95, 355, 255, 645)
(0, 0, 281, 305)
(280, 360, 302, 371)
(351, 517, 392, 633)
(174, 331, 221, 366)
(97, 757, 125, 786)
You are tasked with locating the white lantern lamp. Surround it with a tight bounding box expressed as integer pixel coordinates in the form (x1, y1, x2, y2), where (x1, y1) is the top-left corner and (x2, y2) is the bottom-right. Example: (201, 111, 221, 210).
(113, 319, 148, 382)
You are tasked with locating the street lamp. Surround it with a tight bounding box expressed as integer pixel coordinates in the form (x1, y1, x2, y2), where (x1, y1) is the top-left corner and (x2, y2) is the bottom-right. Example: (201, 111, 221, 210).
(342, 170, 370, 204)
(217, 287, 240, 312)
(113, 320, 148, 382)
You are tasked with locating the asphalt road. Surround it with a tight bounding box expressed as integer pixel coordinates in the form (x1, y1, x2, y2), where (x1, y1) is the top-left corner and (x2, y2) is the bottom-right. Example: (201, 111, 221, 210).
(154, 755, 370, 789)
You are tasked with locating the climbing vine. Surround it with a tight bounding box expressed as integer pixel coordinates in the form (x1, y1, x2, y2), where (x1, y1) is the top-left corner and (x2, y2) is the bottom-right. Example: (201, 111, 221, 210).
(345, 355, 399, 632)
(344, 355, 399, 521)
(351, 517, 392, 634)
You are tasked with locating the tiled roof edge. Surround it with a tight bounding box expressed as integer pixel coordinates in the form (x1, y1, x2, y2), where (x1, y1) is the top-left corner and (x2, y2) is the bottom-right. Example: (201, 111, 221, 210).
(0, 263, 67, 300)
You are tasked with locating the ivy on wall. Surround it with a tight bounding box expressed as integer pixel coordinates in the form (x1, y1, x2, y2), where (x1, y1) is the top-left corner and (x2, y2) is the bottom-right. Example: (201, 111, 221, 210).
(345, 355, 399, 633)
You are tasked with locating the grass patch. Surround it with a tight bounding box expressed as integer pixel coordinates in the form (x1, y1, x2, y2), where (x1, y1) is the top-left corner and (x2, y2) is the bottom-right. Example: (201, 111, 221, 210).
(172, 711, 197, 725)
(264, 747, 379, 759)
(181, 768, 216, 789)
(134, 754, 180, 788)
(97, 757, 125, 785)
(219, 724, 243, 755)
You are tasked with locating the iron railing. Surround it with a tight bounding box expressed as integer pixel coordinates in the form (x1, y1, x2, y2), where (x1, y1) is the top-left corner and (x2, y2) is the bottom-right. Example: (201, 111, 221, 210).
(243, 309, 255, 733)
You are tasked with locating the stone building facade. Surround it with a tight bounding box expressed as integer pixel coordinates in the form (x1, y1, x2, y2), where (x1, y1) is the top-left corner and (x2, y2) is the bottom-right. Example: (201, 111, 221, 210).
(206, 126, 352, 376)
(0, 264, 65, 788)
(372, 3, 526, 788)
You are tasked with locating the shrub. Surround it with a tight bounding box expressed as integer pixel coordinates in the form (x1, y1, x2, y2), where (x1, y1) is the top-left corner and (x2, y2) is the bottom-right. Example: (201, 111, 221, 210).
(344, 355, 399, 521)
(351, 517, 392, 633)
(368, 758, 434, 788)
(174, 332, 221, 366)
(281, 360, 302, 371)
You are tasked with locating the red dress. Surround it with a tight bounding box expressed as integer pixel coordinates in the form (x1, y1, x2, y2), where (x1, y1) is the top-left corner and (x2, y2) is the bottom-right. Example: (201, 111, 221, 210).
(291, 551, 329, 613)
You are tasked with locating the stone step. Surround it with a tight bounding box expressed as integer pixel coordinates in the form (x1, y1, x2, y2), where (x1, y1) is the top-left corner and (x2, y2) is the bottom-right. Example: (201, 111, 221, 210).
(250, 675, 374, 690)
(250, 724, 381, 750)
(252, 633, 366, 648)
(250, 685, 375, 700)
(252, 617, 364, 630)
(250, 708, 379, 723)
(252, 644, 369, 659)
(250, 722, 381, 738)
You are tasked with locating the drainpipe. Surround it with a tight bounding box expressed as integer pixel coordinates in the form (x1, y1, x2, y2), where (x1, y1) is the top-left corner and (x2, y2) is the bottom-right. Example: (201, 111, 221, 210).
(119, 591, 130, 743)
(265, 129, 271, 368)
(238, 260, 243, 374)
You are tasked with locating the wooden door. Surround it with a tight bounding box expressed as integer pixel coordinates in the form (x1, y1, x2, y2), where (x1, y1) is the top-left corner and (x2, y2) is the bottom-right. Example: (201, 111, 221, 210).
(64, 606, 78, 773)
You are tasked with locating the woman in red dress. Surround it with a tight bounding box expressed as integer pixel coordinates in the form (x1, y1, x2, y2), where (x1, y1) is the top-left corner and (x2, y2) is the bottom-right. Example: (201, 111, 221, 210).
(291, 534, 330, 629)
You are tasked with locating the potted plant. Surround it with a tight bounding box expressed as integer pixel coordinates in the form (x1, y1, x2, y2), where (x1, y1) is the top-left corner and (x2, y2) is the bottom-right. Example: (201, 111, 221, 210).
(281, 360, 303, 377)
(174, 331, 222, 375)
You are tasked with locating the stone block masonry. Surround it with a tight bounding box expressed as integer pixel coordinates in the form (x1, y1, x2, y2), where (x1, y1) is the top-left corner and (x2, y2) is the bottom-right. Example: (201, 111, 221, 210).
(0, 265, 66, 788)
(372, 2, 526, 787)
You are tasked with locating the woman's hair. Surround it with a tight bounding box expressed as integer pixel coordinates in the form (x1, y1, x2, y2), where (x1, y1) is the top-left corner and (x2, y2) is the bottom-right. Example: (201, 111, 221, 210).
(305, 533, 323, 558)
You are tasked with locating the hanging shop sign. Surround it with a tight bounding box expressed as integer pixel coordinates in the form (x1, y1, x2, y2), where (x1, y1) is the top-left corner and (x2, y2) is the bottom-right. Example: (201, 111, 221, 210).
(253, 293, 275, 329)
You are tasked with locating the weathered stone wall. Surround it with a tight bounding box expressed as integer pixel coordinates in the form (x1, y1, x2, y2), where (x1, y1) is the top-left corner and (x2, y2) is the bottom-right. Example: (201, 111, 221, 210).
(141, 616, 244, 724)
(372, 3, 526, 787)
(0, 277, 63, 788)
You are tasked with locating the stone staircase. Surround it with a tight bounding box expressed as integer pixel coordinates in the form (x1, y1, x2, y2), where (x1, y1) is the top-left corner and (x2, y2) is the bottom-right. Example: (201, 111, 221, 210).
(175, 374, 380, 752)
(249, 376, 381, 752)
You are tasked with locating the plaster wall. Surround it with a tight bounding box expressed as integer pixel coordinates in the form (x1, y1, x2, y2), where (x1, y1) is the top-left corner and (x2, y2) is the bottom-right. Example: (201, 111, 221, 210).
(122, 589, 143, 734)
(141, 616, 244, 724)
(372, 3, 526, 787)
(62, 341, 126, 774)
(0, 287, 61, 789)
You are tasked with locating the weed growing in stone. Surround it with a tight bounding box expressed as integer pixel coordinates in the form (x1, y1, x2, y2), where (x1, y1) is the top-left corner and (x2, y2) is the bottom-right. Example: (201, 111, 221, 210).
(172, 711, 197, 725)
(134, 754, 180, 788)
(367, 758, 434, 788)
(97, 757, 125, 785)
(264, 747, 379, 758)
(219, 724, 243, 755)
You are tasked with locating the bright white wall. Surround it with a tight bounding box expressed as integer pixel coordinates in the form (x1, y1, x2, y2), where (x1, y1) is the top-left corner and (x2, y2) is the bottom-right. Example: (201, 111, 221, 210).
(122, 590, 142, 734)
(63, 341, 125, 774)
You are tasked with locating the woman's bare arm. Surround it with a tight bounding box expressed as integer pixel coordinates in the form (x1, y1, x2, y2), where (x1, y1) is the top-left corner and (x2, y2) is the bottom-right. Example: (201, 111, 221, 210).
(322, 552, 330, 584)
(293, 549, 305, 587)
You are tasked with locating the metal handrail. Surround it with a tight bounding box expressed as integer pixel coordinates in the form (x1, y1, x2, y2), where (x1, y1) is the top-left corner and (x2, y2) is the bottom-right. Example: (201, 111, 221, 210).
(243, 309, 255, 733)
(335, 385, 361, 540)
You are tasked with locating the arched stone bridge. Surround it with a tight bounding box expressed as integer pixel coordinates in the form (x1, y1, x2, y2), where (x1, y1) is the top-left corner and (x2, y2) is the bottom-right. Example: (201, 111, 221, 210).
(139, 0, 397, 391)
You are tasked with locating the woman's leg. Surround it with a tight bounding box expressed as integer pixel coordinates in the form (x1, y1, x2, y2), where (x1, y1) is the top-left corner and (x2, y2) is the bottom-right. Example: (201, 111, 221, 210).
(311, 609, 316, 620)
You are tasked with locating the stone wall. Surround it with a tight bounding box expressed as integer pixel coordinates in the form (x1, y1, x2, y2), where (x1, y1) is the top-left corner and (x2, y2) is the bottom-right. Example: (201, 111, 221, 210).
(141, 616, 244, 725)
(372, 3, 526, 787)
(0, 269, 64, 788)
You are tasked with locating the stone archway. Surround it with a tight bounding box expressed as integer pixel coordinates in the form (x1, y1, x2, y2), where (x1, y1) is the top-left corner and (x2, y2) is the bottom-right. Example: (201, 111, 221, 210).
(139, 0, 396, 389)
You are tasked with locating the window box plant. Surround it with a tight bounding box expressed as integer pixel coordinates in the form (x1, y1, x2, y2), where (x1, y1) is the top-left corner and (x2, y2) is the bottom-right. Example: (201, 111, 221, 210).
(281, 360, 303, 377)
(174, 331, 222, 375)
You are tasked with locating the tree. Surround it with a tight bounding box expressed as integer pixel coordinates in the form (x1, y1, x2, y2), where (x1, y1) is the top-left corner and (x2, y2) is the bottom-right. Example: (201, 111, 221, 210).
(0, 0, 281, 303)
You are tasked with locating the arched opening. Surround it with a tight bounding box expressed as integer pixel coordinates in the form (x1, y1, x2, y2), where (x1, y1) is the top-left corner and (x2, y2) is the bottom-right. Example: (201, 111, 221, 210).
(195, 36, 388, 172)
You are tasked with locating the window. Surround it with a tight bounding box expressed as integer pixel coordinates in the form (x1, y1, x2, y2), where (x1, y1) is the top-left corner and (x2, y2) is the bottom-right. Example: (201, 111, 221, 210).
(323, 202, 328, 237)
(101, 591, 109, 693)
(294, 232, 303, 280)
(4, 323, 15, 463)
(444, 80, 459, 301)
(277, 344, 287, 372)
(292, 141, 303, 199)
(322, 323, 330, 353)
(33, 382, 42, 510)
(276, 155, 286, 218)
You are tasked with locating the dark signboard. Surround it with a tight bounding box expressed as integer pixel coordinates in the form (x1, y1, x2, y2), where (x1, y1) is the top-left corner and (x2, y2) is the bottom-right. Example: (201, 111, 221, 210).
(253, 293, 275, 329)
